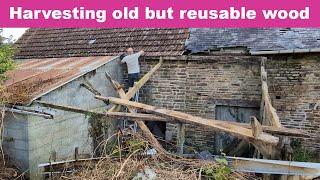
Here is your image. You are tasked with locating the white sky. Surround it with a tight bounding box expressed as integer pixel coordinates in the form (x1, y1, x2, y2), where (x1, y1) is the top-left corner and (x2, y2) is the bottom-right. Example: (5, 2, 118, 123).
(1, 28, 29, 42)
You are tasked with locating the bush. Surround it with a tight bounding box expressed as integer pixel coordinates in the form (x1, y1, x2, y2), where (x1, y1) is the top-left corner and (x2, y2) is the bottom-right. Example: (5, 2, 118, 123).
(0, 29, 16, 80)
(291, 139, 319, 163)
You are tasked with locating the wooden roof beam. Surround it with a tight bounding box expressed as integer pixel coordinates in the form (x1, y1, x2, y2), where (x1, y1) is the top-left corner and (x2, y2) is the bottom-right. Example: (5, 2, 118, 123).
(96, 96, 280, 148)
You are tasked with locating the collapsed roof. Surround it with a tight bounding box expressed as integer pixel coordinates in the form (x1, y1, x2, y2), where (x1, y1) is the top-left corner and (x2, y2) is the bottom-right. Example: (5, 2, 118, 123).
(14, 28, 320, 59)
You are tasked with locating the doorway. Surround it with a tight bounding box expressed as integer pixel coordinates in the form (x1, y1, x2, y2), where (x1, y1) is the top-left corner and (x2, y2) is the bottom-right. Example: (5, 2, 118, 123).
(215, 105, 259, 154)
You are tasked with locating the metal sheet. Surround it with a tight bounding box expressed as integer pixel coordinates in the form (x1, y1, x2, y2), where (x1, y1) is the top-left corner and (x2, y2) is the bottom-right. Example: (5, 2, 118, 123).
(4, 56, 117, 104)
(228, 156, 320, 176)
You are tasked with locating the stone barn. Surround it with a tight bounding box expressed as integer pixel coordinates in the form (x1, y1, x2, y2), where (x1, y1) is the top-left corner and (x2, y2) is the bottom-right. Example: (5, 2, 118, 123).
(4, 28, 320, 178)
(2, 56, 123, 179)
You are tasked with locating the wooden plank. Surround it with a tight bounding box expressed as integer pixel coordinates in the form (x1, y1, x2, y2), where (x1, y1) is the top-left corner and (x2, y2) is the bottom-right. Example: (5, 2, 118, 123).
(35, 101, 306, 137)
(97, 96, 280, 147)
(229, 122, 307, 137)
(176, 123, 185, 155)
(35, 101, 168, 122)
(105, 57, 163, 113)
(251, 116, 263, 137)
(124, 57, 163, 100)
(105, 72, 123, 91)
(261, 62, 282, 128)
(80, 79, 101, 96)
(104, 58, 167, 154)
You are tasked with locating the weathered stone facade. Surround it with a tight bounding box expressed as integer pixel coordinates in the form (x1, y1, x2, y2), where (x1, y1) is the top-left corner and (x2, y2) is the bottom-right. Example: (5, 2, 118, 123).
(267, 55, 320, 152)
(139, 56, 263, 153)
(139, 55, 320, 154)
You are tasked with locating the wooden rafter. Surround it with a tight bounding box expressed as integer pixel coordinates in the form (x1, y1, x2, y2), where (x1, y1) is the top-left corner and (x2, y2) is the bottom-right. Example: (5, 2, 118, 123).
(35, 101, 168, 122)
(261, 59, 282, 128)
(96, 96, 280, 147)
(104, 57, 167, 154)
(34, 101, 306, 137)
(80, 79, 102, 96)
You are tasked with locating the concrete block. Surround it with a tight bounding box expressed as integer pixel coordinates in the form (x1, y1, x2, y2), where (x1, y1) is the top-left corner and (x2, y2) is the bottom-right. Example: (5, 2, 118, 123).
(15, 139, 28, 150)
(8, 128, 27, 141)
(15, 150, 28, 161)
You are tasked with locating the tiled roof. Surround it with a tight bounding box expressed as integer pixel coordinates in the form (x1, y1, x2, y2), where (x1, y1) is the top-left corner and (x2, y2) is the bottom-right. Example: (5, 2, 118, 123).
(14, 28, 189, 59)
(185, 28, 320, 53)
(14, 28, 320, 59)
(4, 56, 116, 104)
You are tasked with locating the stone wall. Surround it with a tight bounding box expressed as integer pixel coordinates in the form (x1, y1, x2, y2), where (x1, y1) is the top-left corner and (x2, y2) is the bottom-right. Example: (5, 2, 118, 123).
(139, 56, 263, 153)
(267, 55, 320, 152)
(139, 55, 320, 154)
(3, 57, 123, 179)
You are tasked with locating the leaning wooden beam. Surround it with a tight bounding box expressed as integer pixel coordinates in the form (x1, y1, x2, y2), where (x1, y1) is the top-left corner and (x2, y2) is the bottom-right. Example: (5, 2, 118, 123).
(105, 72, 123, 91)
(176, 123, 185, 155)
(34, 101, 167, 122)
(125, 57, 163, 100)
(251, 116, 263, 137)
(104, 62, 167, 154)
(261, 62, 282, 128)
(34, 101, 306, 137)
(112, 88, 166, 153)
(97, 96, 280, 147)
(106, 57, 163, 112)
(260, 59, 289, 162)
(80, 79, 101, 96)
(229, 122, 307, 137)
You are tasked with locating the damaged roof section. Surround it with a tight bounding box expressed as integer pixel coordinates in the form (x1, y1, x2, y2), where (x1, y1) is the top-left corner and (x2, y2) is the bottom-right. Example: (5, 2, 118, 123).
(185, 28, 320, 54)
(14, 28, 320, 59)
(4, 56, 116, 104)
(14, 28, 189, 59)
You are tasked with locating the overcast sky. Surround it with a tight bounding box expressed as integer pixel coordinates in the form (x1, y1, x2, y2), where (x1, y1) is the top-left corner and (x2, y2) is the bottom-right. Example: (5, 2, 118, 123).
(1, 28, 28, 42)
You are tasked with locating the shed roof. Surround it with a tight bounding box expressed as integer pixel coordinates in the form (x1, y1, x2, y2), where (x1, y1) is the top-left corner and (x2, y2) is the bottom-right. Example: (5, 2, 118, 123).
(14, 28, 189, 59)
(4, 56, 117, 104)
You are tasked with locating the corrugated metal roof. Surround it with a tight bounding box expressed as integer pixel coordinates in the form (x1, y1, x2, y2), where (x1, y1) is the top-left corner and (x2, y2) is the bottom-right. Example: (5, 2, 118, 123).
(4, 56, 117, 104)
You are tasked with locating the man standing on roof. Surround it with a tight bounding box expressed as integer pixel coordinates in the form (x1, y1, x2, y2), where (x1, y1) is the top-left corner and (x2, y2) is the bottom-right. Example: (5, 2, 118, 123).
(121, 47, 145, 90)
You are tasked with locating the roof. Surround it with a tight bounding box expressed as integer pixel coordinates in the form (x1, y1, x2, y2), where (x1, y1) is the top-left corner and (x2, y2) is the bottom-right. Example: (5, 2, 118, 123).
(4, 56, 117, 104)
(14, 28, 320, 59)
(185, 28, 320, 54)
(14, 28, 189, 59)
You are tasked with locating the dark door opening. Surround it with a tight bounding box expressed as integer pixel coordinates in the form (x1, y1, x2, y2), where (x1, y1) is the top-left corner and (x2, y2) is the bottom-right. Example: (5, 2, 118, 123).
(215, 105, 259, 155)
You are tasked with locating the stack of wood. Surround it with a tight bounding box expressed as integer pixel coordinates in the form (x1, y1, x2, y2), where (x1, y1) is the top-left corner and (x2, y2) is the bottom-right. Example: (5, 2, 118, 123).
(37, 57, 316, 179)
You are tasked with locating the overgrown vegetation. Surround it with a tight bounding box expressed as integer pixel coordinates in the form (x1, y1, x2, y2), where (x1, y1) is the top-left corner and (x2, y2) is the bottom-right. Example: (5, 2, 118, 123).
(0, 30, 22, 179)
(291, 139, 320, 163)
(202, 155, 232, 180)
(0, 29, 16, 80)
(51, 129, 253, 180)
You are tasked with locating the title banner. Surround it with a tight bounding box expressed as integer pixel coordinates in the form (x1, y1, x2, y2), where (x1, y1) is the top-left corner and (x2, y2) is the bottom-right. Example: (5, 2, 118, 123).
(0, 0, 319, 27)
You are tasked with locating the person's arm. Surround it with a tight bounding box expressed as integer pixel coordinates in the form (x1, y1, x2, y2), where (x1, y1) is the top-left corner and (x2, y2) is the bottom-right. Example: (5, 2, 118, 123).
(121, 56, 127, 63)
(139, 50, 145, 56)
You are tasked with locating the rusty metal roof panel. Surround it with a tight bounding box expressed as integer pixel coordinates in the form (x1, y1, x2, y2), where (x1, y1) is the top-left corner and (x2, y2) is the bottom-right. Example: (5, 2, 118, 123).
(4, 56, 117, 104)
